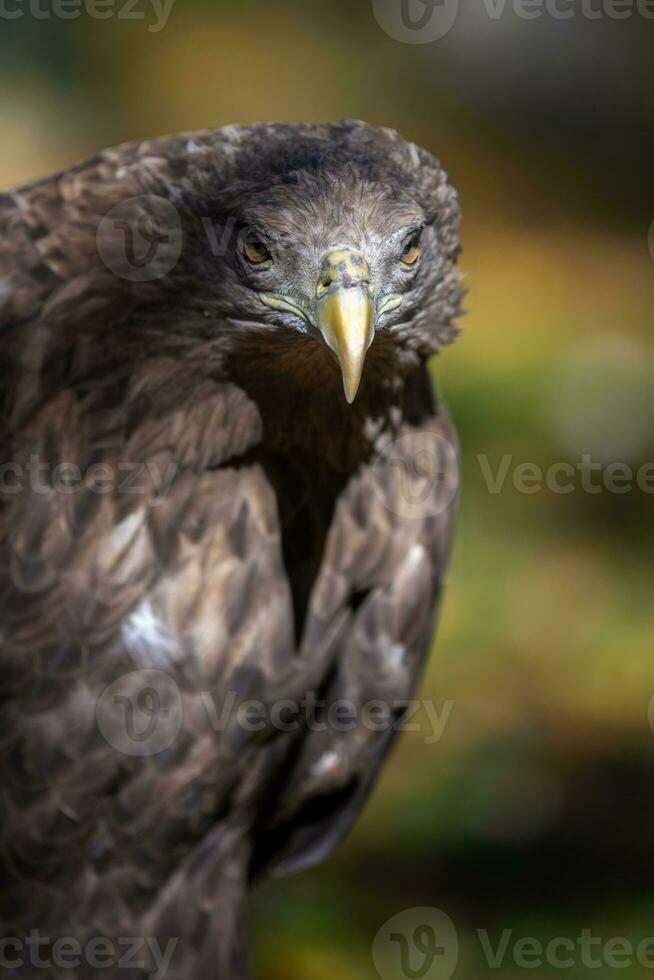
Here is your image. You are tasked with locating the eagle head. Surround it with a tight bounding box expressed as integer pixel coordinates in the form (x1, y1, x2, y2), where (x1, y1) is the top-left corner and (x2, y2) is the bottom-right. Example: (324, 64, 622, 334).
(3, 121, 462, 429)
(165, 120, 464, 405)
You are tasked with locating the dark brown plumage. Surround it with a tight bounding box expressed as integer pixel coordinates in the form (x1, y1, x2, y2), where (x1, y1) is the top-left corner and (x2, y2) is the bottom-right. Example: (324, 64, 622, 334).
(0, 121, 462, 978)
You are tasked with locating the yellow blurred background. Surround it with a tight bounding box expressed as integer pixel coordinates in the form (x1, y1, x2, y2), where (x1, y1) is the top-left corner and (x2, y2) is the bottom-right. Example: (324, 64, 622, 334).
(2, 2, 653, 977)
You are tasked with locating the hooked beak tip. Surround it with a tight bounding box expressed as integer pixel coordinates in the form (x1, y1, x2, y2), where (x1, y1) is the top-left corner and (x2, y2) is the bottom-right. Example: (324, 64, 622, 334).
(343, 376, 360, 405)
(316, 284, 374, 406)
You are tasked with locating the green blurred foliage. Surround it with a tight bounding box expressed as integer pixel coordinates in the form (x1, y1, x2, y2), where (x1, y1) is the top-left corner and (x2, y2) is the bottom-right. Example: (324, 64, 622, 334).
(1, 2, 653, 976)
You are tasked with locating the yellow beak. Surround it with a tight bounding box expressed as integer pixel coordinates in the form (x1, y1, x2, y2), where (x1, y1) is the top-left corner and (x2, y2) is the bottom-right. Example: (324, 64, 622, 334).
(317, 285, 375, 403)
(315, 250, 375, 404)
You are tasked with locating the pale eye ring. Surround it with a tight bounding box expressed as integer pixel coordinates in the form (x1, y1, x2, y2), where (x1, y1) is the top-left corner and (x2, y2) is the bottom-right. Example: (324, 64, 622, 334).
(243, 240, 272, 265)
(400, 234, 421, 267)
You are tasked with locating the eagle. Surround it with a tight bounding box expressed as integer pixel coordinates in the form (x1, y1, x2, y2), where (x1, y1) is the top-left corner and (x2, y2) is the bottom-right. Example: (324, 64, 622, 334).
(0, 121, 462, 979)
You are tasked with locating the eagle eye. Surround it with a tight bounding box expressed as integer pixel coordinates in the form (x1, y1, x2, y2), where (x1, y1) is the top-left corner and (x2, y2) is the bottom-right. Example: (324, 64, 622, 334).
(243, 239, 272, 265)
(400, 233, 421, 267)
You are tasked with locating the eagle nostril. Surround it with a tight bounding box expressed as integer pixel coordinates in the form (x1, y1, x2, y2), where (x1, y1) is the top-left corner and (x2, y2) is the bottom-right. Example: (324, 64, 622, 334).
(318, 250, 371, 297)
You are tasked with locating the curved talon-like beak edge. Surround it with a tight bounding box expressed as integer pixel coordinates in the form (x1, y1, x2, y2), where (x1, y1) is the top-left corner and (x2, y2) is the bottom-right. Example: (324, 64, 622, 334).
(317, 285, 375, 404)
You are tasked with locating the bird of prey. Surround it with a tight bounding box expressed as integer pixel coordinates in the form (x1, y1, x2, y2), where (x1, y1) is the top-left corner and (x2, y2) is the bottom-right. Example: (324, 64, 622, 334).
(0, 121, 462, 979)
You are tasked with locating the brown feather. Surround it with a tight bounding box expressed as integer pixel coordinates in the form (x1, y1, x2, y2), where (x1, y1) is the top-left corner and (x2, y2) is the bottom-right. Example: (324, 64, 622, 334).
(0, 122, 461, 979)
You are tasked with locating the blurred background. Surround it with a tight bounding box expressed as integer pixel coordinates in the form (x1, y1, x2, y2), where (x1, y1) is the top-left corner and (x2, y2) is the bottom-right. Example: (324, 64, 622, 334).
(2, 2, 653, 977)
